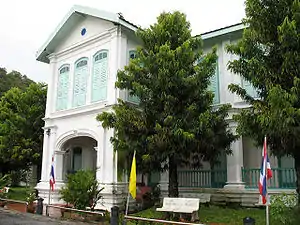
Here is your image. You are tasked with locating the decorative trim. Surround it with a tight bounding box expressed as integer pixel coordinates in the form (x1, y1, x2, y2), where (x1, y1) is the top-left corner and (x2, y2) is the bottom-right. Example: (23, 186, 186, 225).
(49, 101, 111, 120)
(55, 30, 112, 59)
(55, 128, 100, 150)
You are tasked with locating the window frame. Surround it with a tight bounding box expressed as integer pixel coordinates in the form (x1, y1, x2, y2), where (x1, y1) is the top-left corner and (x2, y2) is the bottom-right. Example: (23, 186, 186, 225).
(56, 64, 70, 111)
(72, 57, 89, 108)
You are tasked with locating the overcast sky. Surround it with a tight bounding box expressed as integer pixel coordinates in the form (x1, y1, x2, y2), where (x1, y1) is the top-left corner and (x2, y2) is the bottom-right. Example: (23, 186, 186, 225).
(0, 0, 245, 84)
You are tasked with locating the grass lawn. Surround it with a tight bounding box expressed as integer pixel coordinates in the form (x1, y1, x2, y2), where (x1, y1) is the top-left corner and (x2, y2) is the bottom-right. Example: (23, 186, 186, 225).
(131, 205, 278, 225)
(6, 186, 33, 201)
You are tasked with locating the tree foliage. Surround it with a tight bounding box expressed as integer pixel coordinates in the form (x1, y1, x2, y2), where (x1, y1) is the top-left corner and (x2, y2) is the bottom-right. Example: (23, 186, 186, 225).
(98, 11, 236, 196)
(0, 83, 47, 174)
(0, 67, 34, 96)
(227, 0, 300, 200)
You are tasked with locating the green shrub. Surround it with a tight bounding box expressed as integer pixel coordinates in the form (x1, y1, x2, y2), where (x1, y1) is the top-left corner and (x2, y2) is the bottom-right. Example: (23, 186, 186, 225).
(270, 193, 298, 225)
(59, 170, 104, 210)
(9, 170, 29, 186)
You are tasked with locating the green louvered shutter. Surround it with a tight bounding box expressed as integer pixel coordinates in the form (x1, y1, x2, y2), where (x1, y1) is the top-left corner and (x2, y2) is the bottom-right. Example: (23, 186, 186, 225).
(56, 66, 70, 110)
(208, 63, 220, 104)
(73, 59, 88, 107)
(242, 78, 258, 98)
(92, 51, 108, 102)
(127, 50, 140, 104)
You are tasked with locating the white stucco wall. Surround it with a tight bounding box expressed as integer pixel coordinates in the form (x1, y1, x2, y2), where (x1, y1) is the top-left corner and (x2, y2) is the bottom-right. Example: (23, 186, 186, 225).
(55, 15, 115, 52)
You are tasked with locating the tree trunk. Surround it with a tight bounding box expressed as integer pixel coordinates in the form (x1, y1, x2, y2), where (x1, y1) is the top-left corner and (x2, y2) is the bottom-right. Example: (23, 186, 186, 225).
(168, 156, 179, 197)
(295, 154, 300, 205)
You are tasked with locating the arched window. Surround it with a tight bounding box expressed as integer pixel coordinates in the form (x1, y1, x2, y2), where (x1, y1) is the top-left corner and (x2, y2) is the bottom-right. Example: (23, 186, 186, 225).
(91, 50, 108, 102)
(199, 56, 220, 104)
(208, 61, 220, 104)
(127, 50, 140, 103)
(73, 58, 88, 107)
(56, 65, 70, 110)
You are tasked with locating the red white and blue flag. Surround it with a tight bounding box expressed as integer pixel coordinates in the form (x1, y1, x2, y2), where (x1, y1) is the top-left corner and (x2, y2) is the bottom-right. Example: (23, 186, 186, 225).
(50, 155, 55, 191)
(259, 136, 272, 204)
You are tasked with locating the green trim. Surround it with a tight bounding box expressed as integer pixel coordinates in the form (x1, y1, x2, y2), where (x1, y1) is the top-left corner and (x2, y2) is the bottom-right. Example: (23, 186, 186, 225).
(178, 169, 227, 188)
(208, 61, 220, 104)
(91, 50, 108, 102)
(241, 78, 259, 98)
(242, 167, 296, 189)
(127, 50, 140, 104)
(73, 57, 88, 107)
(56, 64, 70, 111)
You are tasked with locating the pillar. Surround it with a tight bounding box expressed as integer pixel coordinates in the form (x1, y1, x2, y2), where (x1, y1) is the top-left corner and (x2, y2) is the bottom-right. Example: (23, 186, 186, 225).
(40, 130, 50, 182)
(54, 150, 64, 183)
(159, 160, 169, 196)
(224, 124, 245, 189)
(95, 146, 102, 182)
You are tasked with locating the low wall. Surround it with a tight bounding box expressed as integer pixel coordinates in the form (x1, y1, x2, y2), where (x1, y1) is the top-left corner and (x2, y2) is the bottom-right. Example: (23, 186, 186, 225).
(161, 187, 296, 207)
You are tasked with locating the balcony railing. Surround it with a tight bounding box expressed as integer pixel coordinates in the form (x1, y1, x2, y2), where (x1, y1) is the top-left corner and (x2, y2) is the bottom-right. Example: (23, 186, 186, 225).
(178, 169, 227, 188)
(242, 167, 296, 189)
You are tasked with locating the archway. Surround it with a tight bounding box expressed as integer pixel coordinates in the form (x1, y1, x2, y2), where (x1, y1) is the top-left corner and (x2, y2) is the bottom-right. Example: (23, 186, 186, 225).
(60, 136, 97, 180)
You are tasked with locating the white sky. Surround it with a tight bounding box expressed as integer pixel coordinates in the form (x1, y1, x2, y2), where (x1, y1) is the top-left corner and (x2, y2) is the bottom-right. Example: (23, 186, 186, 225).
(0, 0, 245, 84)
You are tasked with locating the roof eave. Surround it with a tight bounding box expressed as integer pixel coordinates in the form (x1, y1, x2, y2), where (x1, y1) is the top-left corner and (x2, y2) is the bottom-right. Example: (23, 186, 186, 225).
(199, 23, 247, 40)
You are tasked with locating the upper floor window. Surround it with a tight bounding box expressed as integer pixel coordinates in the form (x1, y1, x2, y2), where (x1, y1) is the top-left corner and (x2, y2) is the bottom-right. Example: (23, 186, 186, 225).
(127, 50, 140, 104)
(92, 50, 109, 102)
(208, 62, 220, 104)
(241, 78, 259, 99)
(73, 58, 88, 107)
(129, 50, 137, 60)
(56, 65, 70, 111)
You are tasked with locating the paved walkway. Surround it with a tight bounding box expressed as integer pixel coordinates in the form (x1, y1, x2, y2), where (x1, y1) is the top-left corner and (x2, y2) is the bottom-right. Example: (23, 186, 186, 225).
(0, 208, 91, 225)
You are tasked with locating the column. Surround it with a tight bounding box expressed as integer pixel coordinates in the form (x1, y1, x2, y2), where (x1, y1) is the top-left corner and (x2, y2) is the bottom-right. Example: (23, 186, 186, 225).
(54, 150, 64, 183)
(108, 26, 121, 105)
(96, 127, 105, 183)
(224, 125, 245, 189)
(159, 160, 169, 196)
(95, 147, 102, 182)
(45, 54, 57, 117)
(103, 128, 114, 183)
(40, 130, 50, 182)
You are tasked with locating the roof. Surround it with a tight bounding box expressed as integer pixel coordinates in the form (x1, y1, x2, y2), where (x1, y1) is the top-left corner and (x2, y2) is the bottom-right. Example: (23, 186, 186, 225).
(199, 22, 246, 40)
(36, 5, 139, 63)
(36, 5, 246, 63)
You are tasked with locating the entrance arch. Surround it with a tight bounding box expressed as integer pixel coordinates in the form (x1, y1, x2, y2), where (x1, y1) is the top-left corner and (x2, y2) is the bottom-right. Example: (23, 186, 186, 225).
(59, 135, 97, 180)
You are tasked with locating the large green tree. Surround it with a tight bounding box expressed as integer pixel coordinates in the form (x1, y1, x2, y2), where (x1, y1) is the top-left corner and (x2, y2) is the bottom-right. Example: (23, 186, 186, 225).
(227, 0, 300, 200)
(0, 83, 47, 176)
(98, 11, 236, 196)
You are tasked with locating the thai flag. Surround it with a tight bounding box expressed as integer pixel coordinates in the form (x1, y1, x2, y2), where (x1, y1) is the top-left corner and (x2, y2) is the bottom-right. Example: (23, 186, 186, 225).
(259, 136, 272, 204)
(49, 155, 55, 191)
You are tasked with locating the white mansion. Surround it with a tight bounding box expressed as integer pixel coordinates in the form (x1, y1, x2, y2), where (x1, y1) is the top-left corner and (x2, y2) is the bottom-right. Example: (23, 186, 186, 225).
(36, 5, 296, 209)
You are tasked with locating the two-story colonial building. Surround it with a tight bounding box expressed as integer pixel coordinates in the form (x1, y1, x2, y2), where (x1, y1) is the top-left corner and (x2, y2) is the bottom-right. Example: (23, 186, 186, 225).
(36, 5, 296, 210)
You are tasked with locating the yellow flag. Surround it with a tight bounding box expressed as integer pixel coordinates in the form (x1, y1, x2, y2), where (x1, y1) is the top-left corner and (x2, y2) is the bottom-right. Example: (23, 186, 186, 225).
(129, 151, 136, 199)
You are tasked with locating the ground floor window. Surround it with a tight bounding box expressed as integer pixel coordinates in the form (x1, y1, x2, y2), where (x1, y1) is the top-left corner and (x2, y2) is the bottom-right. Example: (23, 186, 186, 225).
(72, 147, 82, 172)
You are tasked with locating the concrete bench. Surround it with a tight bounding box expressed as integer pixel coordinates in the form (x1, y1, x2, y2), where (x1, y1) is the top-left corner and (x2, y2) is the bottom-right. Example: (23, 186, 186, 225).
(156, 197, 200, 221)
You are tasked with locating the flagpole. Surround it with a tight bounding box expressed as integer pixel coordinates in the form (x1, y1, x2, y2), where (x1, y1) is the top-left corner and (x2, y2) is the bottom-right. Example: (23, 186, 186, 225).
(265, 136, 269, 225)
(125, 151, 136, 216)
(125, 192, 130, 216)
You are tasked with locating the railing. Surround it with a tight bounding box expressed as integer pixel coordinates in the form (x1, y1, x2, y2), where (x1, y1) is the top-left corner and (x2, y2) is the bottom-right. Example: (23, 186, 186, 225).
(178, 169, 227, 188)
(242, 167, 296, 189)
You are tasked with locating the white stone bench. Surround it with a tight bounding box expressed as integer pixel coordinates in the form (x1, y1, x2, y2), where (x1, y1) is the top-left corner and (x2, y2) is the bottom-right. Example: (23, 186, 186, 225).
(156, 197, 200, 221)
